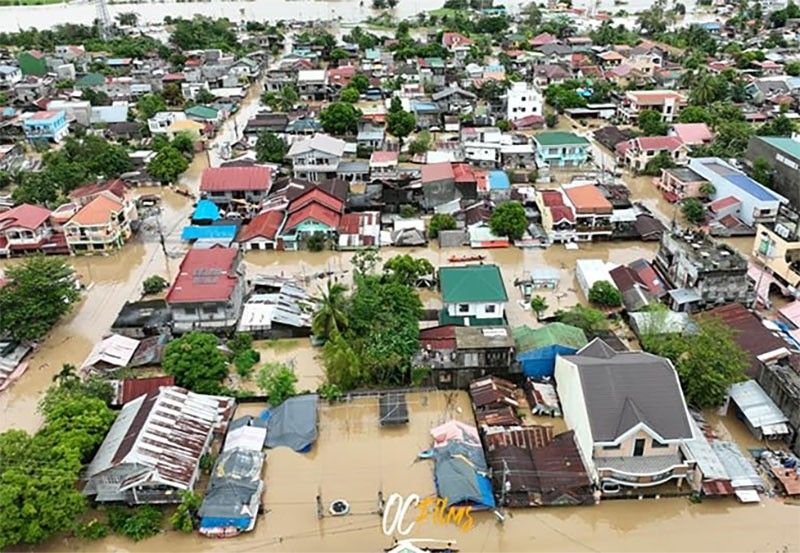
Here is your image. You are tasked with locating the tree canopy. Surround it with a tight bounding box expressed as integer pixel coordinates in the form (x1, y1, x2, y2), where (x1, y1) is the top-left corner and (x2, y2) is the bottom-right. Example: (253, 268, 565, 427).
(256, 362, 297, 405)
(255, 131, 288, 164)
(638, 109, 668, 136)
(319, 102, 361, 135)
(0, 256, 80, 341)
(681, 197, 706, 224)
(555, 304, 609, 335)
(383, 254, 434, 287)
(162, 332, 228, 394)
(428, 213, 457, 239)
(588, 280, 623, 307)
(147, 145, 189, 184)
(489, 201, 528, 240)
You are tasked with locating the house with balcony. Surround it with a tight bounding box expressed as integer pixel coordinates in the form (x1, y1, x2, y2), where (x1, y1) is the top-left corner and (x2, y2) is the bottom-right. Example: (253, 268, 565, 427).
(617, 136, 688, 173)
(0, 203, 67, 256)
(533, 131, 589, 169)
(658, 166, 709, 203)
(369, 150, 399, 180)
(752, 205, 800, 292)
(286, 133, 345, 182)
(23, 110, 68, 143)
(296, 69, 328, 100)
(278, 186, 345, 250)
(200, 166, 273, 210)
(166, 247, 246, 334)
(688, 157, 787, 228)
(63, 191, 137, 254)
(617, 90, 686, 124)
(537, 189, 576, 244)
(438, 264, 508, 326)
(555, 338, 697, 495)
(561, 182, 614, 242)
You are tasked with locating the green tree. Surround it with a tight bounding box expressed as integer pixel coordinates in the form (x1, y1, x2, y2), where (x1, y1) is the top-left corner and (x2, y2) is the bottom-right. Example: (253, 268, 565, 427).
(638, 109, 668, 136)
(255, 131, 288, 163)
(681, 197, 706, 224)
(147, 145, 189, 183)
(194, 88, 216, 104)
(588, 280, 623, 307)
(312, 281, 349, 340)
(544, 84, 588, 113)
(319, 101, 361, 135)
(751, 156, 773, 186)
(340, 86, 360, 103)
(642, 151, 677, 177)
(786, 61, 800, 76)
(408, 130, 432, 155)
(642, 318, 747, 407)
(678, 105, 713, 124)
(350, 74, 370, 93)
(0, 256, 79, 341)
(108, 506, 163, 541)
(352, 247, 381, 275)
(555, 304, 608, 334)
(307, 231, 328, 251)
(383, 254, 434, 287)
(758, 114, 796, 137)
(170, 492, 200, 533)
(115, 11, 138, 26)
(135, 93, 166, 121)
(162, 332, 228, 394)
(261, 84, 300, 112)
(322, 333, 365, 390)
(386, 99, 416, 142)
(256, 361, 297, 405)
(489, 201, 528, 240)
(428, 213, 457, 239)
(170, 131, 195, 155)
(142, 275, 168, 295)
(530, 295, 548, 320)
(330, 47, 350, 64)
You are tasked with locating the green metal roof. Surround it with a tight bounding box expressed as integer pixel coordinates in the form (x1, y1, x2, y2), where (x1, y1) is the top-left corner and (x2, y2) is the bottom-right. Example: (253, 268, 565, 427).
(533, 131, 589, 147)
(185, 105, 219, 120)
(759, 136, 800, 161)
(512, 322, 587, 353)
(76, 72, 105, 88)
(439, 264, 507, 303)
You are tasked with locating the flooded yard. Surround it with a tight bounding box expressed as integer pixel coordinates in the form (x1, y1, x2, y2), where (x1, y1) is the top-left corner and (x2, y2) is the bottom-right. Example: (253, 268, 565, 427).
(41, 391, 800, 553)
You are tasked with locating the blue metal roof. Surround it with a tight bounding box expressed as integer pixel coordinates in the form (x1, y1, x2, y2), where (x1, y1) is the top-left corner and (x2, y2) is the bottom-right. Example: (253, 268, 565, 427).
(488, 170, 510, 190)
(181, 225, 237, 241)
(724, 174, 780, 202)
(192, 199, 221, 222)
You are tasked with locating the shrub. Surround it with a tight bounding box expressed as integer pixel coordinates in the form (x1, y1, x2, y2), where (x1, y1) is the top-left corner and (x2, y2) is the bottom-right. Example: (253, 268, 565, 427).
(142, 275, 168, 295)
(107, 506, 162, 542)
(588, 280, 623, 307)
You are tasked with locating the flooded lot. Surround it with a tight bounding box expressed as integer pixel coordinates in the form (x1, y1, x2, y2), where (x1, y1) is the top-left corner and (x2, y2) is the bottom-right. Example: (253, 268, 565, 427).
(41, 391, 800, 553)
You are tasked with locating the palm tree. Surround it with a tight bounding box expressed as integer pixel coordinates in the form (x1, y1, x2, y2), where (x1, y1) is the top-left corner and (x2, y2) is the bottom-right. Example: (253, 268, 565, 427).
(530, 295, 549, 321)
(312, 281, 349, 340)
(262, 84, 299, 113)
(52, 363, 78, 386)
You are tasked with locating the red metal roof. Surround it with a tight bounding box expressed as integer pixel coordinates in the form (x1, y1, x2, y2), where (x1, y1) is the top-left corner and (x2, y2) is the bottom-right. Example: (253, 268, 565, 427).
(370, 150, 398, 164)
(421, 162, 455, 184)
(288, 186, 345, 214)
(0, 204, 51, 230)
(635, 136, 684, 151)
(70, 179, 128, 202)
(338, 213, 361, 235)
(419, 325, 456, 350)
(166, 248, 239, 304)
(120, 376, 175, 404)
(162, 72, 186, 82)
(709, 195, 741, 212)
(200, 166, 272, 193)
(541, 190, 565, 207)
(283, 203, 342, 232)
(238, 210, 283, 242)
(452, 162, 477, 183)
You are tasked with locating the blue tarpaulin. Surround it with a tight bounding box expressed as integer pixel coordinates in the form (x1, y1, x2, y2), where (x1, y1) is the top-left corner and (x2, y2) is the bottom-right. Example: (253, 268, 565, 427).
(181, 225, 237, 241)
(193, 199, 221, 222)
(488, 170, 510, 190)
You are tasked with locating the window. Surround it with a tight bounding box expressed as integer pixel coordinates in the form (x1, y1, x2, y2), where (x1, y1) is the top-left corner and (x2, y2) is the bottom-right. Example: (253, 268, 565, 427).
(202, 306, 217, 315)
(485, 305, 496, 313)
(458, 304, 469, 313)
(602, 444, 621, 450)
(652, 439, 669, 448)
(633, 438, 646, 457)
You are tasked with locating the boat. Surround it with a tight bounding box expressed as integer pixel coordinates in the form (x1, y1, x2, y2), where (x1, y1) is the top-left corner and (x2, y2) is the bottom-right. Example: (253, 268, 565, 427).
(329, 499, 351, 516)
(448, 254, 486, 263)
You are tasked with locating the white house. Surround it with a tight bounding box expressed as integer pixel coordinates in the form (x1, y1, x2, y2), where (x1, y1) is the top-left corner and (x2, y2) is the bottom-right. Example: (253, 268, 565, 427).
(575, 259, 619, 299)
(555, 339, 697, 494)
(506, 81, 543, 122)
(438, 264, 508, 325)
(148, 111, 186, 135)
(286, 133, 345, 181)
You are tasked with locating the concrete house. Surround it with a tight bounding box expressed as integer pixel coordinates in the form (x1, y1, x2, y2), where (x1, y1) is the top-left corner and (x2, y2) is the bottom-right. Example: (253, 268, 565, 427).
(421, 162, 458, 210)
(64, 192, 137, 254)
(23, 110, 68, 143)
(200, 166, 273, 209)
(506, 81, 543, 122)
(83, 386, 233, 504)
(533, 132, 590, 168)
(278, 186, 345, 250)
(166, 248, 246, 334)
(689, 157, 786, 227)
(617, 136, 688, 172)
(561, 182, 614, 242)
(296, 69, 328, 100)
(555, 339, 696, 495)
(745, 136, 800, 212)
(617, 90, 686, 123)
(658, 166, 709, 203)
(654, 230, 754, 311)
(0, 203, 67, 257)
(0, 65, 22, 87)
(237, 210, 284, 251)
(286, 133, 345, 182)
(752, 205, 800, 292)
(438, 264, 508, 326)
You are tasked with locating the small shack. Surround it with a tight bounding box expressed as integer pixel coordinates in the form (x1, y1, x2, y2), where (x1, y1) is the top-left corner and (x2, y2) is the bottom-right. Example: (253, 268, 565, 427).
(379, 392, 409, 426)
(514, 323, 587, 378)
(726, 380, 790, 440)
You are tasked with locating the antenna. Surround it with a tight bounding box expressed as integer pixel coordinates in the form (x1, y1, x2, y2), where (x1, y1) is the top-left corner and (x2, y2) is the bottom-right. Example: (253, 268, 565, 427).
(96, 0, 112, 41)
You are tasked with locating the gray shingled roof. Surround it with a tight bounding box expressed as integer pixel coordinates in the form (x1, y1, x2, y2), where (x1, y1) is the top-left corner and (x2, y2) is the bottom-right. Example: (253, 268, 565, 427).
(562, 339, 693, 442)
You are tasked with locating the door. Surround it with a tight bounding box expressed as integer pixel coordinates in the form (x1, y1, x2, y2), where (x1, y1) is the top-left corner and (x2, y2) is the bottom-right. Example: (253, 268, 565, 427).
(633, 439, 646, 457)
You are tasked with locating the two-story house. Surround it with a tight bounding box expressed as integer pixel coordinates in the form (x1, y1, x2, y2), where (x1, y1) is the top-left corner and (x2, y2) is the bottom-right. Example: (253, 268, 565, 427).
(0, 203, 65, 256)
(23, 110, 68, 143)
(166, 247, 246, 334)
(0, 65, 22, 88)
(286, 133, 345, 182)
(752, 205, 800, 292)
(63, 191, 137, 254)
(533, 131, 590, 169)
(618, 90, 686, 124)
(369, 150, 399, 180)
(438, 264, 508, 326)
(200, 166, 273, 210)
(562, 182, 614, 242)
(617, 136, 688, 173)
(537, 189, 576, 244)
(506, 81, 543, 122)
(278, 186, 345, 250)
(555, 338, 697, 495)
(296, 69, 328, 100)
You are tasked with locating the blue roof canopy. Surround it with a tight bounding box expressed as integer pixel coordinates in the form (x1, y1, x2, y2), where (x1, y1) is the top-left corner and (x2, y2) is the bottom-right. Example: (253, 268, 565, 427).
(193, 199, 221, 222)
(724, 174, 780, 202)
(181, 225, 237, 241)
(488, 170, 510, 190)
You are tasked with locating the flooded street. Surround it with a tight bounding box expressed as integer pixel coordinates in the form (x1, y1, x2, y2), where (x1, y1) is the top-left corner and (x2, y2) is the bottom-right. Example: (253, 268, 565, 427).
(41, 391, 800, 553)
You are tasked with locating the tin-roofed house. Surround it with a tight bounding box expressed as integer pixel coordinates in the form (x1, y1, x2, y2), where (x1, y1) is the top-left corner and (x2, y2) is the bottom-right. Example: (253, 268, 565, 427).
(438, 264, 508, 326)
(555, 339, 697, 495)
(725, 380, 790, 441)
(83, 386, 234, 504)
(200, 166, 273, 211)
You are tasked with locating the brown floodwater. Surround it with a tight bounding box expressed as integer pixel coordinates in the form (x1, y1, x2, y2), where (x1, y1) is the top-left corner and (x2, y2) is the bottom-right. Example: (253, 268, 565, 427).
(39, 391, 800, 553)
